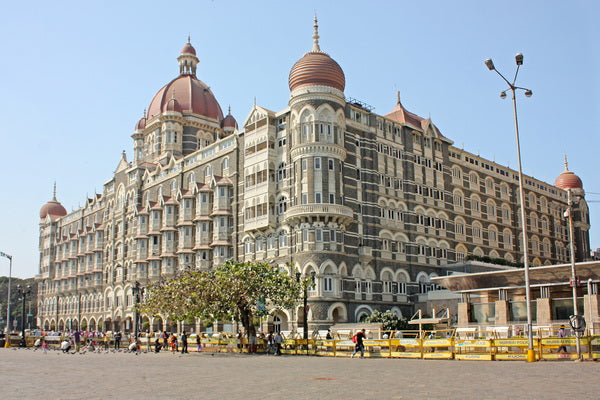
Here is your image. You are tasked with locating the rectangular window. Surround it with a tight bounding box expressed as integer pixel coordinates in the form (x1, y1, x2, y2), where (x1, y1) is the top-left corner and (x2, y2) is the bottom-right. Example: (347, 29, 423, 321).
(315, 192, 322, 203)
(329, 193, 335, 204)
(328, 159, 334, 170)
(302, 159, 307, 170)
(324, 277, 333, 292)
(314, 157, 321, 170)
(315, 229, 322, 242)
(302, 193, 308, 204)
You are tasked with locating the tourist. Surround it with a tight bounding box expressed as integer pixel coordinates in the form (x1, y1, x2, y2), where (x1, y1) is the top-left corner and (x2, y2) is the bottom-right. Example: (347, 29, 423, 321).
(73, 330, 81, 352)
(60, 339, 72, 353)
(196, 333, 202, 352)
(557, 325, 568, 353)
(114, 331, 122, 349)
(162, 330, 169, 349)
(180, 331, 188, 354)
(41, 336, 48, 354)
(266, 333, 274, 355)
(154, 337, 161, 353)
(274, 331, 283, 356)
(351, 329, 366, 358)
(169, 333, 177, 353)
(326, 330, 332, 340)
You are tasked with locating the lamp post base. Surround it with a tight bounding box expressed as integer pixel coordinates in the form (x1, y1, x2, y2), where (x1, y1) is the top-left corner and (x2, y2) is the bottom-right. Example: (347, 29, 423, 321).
(526, 349, 537, 362)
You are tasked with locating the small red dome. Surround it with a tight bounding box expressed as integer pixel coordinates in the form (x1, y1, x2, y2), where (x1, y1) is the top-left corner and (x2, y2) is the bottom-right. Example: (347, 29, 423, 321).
(147, 75, 223, 121)
(40, 200, 67, 219)
(135, 116, 146, 131)
(289, 51, 345, 92)
(221, 113, 237, 130)
(555, 171, 583, 190)
(181, 42, 196, 56)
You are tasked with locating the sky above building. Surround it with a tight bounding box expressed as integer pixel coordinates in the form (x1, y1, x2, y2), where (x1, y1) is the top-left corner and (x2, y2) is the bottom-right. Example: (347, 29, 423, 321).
(0, 0, 598, 278)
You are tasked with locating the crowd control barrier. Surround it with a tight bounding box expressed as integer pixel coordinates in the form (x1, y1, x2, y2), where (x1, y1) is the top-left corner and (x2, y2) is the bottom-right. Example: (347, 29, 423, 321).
(8, 329, 600, 361)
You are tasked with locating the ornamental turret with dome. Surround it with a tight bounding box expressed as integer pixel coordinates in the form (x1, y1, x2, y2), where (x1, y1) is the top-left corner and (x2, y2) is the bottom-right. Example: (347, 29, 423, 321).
(132, 38, 235, 165)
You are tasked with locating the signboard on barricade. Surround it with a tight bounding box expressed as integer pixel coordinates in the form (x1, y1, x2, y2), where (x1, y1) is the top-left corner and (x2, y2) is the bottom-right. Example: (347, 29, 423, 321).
(541, 337, 588, 346)
(391, 351, 422, 358)
(492, 338, 535, 347)
(455, 353, 493, 361)
(455, 340, 491, 348)
(423, 351, 453, 359)
(422, 339, 452, 347)
(494, 353, 529, 360)
(391, 338, 420, 347)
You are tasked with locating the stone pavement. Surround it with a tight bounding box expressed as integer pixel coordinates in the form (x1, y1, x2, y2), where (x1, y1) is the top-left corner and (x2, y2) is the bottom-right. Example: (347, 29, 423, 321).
(1, 348, 599, 399)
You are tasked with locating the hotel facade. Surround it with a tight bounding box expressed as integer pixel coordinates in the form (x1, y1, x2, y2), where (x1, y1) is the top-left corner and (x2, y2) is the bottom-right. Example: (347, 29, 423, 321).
(36, 21, 591, 333)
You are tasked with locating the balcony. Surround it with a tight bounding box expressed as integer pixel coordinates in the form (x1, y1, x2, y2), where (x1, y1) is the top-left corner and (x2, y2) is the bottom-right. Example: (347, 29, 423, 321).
(284, 204, 354, 226)
(244, 214, 276, 231)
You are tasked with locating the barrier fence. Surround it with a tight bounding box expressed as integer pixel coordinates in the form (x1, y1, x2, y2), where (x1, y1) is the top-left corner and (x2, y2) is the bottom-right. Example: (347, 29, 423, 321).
(5, 330, 600, 361)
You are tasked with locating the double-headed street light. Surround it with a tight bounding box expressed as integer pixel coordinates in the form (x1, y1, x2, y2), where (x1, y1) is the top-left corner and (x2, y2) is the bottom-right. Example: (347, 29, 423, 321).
(16, 284, 32, 347)
(296, 271, 315, 354)
(0, 251, 12, 340)
(485, 53, 536, 363)
(132, 281, 144, 339)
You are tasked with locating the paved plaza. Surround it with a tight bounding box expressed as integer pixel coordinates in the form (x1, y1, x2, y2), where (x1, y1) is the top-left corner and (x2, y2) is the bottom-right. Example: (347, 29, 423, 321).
(1, 348, 599, 399)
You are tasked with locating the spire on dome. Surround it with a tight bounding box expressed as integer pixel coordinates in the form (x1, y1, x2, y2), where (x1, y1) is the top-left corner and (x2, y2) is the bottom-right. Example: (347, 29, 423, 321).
(564, 153, 569, 171)
(53, 181, 57, 201)
(396, 90, 401, 105)
(312, 14, 321, 52)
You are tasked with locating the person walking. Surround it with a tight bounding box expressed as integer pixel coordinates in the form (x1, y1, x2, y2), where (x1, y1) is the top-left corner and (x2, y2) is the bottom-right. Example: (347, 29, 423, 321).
(114, 331, 122, 350)
(162, 330, 169, 350)
(169, 333, 177, 353)
(73, 330, 81, 352)
(351, 329, 366, 358)
(557, 325, 568, 353)
(274, 331, 283, 356)
(196, 333, 202, 352)
(180, 331, 188, 354)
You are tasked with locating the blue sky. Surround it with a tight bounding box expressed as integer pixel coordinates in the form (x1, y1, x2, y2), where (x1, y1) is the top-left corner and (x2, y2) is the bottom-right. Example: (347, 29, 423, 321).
(0, 0, 598, 278)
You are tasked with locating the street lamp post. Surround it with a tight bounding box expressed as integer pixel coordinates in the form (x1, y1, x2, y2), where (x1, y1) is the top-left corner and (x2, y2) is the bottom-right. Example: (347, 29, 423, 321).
(1, 252, 12, 346)
(132, 281, 144, 339)
(17, 284, 32, 347)
(485, 53, 536, 363)
(566, 188, 582, 360)
(296, 271, 315, 355)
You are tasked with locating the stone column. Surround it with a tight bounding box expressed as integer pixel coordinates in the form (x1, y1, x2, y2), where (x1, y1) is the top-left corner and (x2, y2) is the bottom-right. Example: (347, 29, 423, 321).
(583, 294, 599, 333)
(494, 300, 508, 325)
(536, 298, 551, 325)
(458, 302, 469, 327)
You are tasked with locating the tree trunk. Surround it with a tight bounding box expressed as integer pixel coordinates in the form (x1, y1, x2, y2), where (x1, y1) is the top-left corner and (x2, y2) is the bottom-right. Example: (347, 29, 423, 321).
(239, 308, 256, 353)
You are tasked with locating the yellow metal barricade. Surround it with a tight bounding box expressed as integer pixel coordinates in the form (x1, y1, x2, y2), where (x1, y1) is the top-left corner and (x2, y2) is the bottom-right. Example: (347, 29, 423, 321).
(492, 338, 538, 361)
(454, 339, 493, 361)
(390, 338, 422, 358)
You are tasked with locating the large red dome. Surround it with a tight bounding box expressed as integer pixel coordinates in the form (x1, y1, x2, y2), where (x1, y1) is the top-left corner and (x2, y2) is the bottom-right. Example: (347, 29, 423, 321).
(555, 171, 583, 190)
(147, 75, 224, 121)
(289, 51, 345, 92)
(40, 200, 67, 219)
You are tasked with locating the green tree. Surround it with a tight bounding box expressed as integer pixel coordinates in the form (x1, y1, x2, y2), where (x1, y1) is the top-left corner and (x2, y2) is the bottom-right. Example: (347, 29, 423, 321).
(140, 260, 304, 342)
(363, 310, 410, 331)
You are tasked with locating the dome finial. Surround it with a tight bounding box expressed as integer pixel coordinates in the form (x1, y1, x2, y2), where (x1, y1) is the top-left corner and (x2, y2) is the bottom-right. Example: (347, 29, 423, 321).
(53, 181, 57, 201)
(187, 34, 191, 43)
(143, 108, 147, 118)
(312, 14, 321, 52)
(228, 105, 231, 115)
(564, 153, 569, 171)
(396, 90, 401, 105)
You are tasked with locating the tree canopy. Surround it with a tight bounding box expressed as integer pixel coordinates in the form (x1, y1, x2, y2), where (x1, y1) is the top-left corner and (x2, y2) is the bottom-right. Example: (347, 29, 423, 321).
(363, 310, 410, 331)
(140, 260, 305, 339)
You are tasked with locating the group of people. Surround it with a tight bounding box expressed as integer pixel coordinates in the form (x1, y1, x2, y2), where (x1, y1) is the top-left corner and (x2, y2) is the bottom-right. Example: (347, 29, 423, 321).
(152, 331, 201, 354)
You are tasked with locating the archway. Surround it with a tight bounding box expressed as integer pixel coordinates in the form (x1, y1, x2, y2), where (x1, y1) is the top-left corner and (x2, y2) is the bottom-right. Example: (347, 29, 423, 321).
(141, 316, 150, 333)
(104, 318, 112, 332)
(58, 320, 65, 332)
(153, 316, 163, 333)
(89, 318, 96, 332)
(43, 320, 50, 331)
(80, 318, 88, 332)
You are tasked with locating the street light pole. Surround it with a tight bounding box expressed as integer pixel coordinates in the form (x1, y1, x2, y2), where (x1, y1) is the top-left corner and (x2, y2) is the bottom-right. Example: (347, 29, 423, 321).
(1, 252, 12, 341)
(17, 284, 31, 347)
(296, 271, 315, 355)
(485, 54, 536, 363)
(567, 188, 582, 360)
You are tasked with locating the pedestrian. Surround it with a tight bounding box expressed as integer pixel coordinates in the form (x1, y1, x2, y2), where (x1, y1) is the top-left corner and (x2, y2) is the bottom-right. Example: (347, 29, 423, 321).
(41, 336, 48, 354)
(351, 329, 366, 358)
(180, 331, 188, 354)
(196, 333, 202, 352)
(154, 337, 161, 353)
(114, 331, 122, 349)
(73, 330, 81, 352)
(274, 331, 283, 356)
(162, 330, 169, 349)
(326, 329, 332, 340)
(557, 325, 568, 353)
(267, 333, 274, 355)
(169, 333, 177, 353)
(60, 339, 72, 353)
